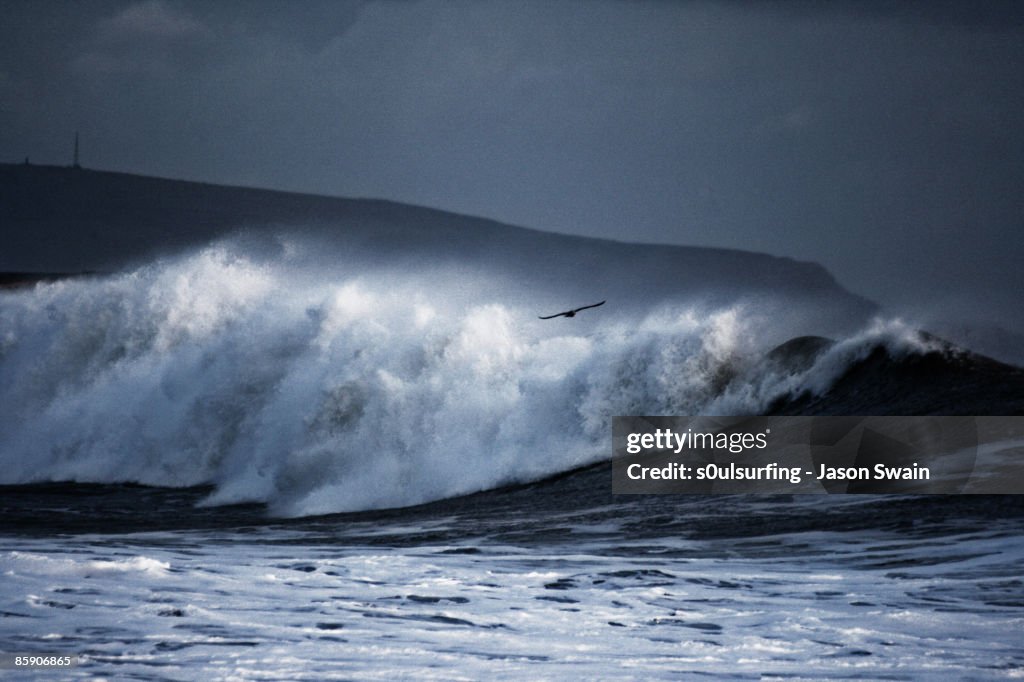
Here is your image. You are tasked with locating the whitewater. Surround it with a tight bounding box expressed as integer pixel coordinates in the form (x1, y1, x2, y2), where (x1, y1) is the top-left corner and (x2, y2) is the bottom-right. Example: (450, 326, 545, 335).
(0, 240, 937, 516)
(3, 235, 1023, 679)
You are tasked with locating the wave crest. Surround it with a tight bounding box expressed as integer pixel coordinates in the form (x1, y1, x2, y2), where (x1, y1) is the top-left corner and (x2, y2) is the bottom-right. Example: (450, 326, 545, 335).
(0, 245, 938, 515)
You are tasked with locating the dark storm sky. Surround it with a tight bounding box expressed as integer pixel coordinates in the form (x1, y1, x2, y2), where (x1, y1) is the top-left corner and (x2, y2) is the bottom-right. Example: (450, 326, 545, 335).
(2, 1, 1022, 327)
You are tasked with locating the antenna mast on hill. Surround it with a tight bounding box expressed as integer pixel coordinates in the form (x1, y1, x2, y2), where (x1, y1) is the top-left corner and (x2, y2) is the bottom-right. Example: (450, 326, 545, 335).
(73, 132, 81, 168)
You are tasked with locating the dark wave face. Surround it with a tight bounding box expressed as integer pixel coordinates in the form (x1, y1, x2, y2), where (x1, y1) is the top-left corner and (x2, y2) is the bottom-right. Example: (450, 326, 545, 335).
(764, 335, 1024, 416)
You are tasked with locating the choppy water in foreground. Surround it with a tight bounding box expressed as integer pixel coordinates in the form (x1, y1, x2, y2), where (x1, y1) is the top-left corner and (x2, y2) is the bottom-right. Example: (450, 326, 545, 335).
(2, 477, 1023, 680)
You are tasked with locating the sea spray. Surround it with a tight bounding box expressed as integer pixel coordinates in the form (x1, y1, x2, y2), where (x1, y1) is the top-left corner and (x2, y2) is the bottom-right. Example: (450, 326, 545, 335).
(0, 243, 933, 516)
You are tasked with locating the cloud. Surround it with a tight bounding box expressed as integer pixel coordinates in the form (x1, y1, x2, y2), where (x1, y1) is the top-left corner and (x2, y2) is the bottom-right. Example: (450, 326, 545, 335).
(74, 0, 212, 76)
(98, 0, 209, 42)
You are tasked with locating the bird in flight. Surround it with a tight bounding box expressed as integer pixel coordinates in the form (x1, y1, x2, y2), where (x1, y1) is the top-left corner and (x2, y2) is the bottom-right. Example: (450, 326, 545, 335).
(538, 300, 606, 319)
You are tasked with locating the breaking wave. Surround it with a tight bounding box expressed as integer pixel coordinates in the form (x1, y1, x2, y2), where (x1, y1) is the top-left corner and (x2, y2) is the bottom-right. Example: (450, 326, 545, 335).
(0, 243, 952, 516)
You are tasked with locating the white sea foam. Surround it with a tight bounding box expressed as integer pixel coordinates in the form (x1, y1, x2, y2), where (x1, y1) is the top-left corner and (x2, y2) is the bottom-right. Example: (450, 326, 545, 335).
(1, 518, 1021, 680)
(0, 242, 928, 515)
(3, 551, 169, 579)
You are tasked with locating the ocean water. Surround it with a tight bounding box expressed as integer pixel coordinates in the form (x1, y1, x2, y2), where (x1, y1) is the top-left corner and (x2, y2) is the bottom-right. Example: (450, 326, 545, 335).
(2, 242, 1023, 678)
(3, 486, 1023, 679)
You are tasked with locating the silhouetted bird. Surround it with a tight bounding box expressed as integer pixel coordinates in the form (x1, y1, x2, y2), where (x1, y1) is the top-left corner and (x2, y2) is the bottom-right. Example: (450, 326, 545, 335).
(538, 300, 606, 319)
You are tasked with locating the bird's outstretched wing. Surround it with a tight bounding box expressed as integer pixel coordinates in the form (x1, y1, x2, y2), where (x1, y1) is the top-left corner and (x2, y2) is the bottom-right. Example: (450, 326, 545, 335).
(538, 300, 606, 319)
(571, 300, 605, 314)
